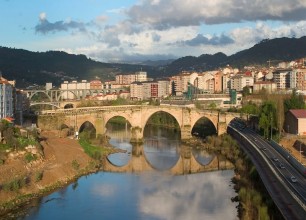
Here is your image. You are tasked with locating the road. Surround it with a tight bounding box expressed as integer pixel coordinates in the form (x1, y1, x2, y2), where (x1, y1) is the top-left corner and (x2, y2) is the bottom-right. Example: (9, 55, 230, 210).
(228, 119, 306, 219)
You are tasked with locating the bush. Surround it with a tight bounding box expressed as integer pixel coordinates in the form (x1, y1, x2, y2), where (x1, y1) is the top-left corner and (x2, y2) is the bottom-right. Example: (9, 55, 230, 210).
(25, 152, 37, 163)
(72, 160, 80, 171)
(2, 177, 28, 192)
(35, 171, 44, 182)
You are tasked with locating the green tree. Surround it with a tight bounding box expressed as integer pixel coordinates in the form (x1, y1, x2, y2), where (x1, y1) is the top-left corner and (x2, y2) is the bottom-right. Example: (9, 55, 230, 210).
(259, 101, 276, 139)
(241, 102, 259, 115)
(284, 89, 305, 112)
(242, 86, 251, 97)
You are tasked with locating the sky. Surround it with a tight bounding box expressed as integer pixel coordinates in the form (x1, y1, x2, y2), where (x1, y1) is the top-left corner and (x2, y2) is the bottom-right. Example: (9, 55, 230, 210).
(1, 0, 306, 63)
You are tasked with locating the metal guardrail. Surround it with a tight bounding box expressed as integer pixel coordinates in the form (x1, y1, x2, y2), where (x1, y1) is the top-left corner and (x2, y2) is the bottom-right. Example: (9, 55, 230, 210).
(229, 125, 306, 214)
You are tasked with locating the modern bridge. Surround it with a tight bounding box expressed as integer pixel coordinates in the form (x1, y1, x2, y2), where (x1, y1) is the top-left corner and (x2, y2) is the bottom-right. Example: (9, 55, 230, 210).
(24, 88, 128, 108)
(37, 105, 247, 142)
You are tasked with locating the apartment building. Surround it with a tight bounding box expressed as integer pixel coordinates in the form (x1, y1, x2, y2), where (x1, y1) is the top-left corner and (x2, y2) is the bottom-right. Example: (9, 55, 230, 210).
(272, 68, 292, 90)
(295, 68, 306, 91)
(115, 71, 147, 84)
(143, 81, 158, 100)
(253, 81, 277, 93)
(130, 82, 143, 100)
(157, 79, 170, 98)
(90, 80, 102, 90)
(60, 80, 90, 99)
(0, 76, 14, 119)
(230, 73, 254, 91)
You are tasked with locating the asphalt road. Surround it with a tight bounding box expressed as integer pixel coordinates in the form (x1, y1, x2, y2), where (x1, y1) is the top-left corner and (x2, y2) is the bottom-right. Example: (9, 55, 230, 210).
(228, 120, 306, 219)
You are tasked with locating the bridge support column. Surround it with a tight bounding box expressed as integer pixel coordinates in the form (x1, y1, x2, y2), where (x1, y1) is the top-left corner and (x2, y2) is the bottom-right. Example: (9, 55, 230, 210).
(181, 125, 192, 140)
(130, 126, 143, 143)
(217, 122, 227, 136)
(95, 118, 106, 138)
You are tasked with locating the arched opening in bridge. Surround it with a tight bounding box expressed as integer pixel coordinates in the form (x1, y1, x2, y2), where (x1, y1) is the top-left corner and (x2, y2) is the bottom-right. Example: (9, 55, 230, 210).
(191, 117, 217, 139)
(79, 121, 96, 140)
(29, 92, 54, 112)
(59, 124, 74, 137)
(106, 116, 132, 167)
(143, 111, 180, 170)
(64, 103, 74, 109)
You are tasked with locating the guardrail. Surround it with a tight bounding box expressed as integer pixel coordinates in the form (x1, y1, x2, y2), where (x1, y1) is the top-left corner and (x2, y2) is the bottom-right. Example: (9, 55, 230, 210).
(228, 125, 306, 214)
(269, 140, 306, 177)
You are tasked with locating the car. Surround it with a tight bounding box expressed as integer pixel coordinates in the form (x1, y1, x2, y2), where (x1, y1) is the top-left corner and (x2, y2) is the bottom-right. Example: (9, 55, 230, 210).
(272, 157, 279, 162)
(279, 163, 285, 169)
(291, 176, 297, 183)
(262, 147, 267, 151)
(253, 138, 257, 142)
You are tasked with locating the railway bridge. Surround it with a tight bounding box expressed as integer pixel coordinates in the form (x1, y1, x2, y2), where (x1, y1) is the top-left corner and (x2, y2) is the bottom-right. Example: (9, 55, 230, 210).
(38, 105, 247, 142)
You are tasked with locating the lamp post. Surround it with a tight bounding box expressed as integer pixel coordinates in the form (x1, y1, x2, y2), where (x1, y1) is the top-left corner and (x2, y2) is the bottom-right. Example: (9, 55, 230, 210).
(270, 116, 273, 140)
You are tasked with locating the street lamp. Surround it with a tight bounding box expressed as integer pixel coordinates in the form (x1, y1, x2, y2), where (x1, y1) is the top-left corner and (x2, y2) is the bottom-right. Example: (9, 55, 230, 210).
(270, 116, 273, 140)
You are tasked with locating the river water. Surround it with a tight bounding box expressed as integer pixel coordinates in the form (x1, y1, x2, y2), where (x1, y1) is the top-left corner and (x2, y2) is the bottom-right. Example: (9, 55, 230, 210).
(20, 124, 238, 220)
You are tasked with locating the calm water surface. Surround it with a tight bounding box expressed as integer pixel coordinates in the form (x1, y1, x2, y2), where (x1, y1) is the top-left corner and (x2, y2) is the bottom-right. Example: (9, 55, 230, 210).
(20, 124, 238, 220)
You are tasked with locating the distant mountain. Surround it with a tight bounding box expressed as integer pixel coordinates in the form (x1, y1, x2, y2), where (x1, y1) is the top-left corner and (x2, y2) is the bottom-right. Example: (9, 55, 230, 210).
(164, 36, 306, 73)
(0, 47, 155, 88)
(1, 37, 306, 88)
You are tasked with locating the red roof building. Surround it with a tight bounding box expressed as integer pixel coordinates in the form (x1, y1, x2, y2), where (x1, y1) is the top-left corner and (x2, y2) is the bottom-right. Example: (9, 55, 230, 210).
(285, 109, 306, 135)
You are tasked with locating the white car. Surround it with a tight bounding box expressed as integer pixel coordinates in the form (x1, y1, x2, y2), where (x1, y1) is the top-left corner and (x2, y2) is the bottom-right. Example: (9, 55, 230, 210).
(291, 176, 297, 183)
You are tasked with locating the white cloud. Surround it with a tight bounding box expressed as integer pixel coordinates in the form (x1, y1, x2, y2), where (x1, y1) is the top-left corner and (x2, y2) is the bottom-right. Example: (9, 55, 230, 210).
(39, 12, 47, 21)
(127, 0, 306, 28)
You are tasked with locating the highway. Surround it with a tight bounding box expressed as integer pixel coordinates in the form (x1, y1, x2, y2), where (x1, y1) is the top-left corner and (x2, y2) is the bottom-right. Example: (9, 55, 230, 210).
(228, 119, 306, 219)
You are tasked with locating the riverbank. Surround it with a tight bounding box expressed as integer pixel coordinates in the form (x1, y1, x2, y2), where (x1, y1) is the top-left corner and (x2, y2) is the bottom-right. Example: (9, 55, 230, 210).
(0, 131, 102, 217)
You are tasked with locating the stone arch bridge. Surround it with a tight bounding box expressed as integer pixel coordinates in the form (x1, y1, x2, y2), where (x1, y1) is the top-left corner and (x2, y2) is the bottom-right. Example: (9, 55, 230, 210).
(38, 105, 247, 141)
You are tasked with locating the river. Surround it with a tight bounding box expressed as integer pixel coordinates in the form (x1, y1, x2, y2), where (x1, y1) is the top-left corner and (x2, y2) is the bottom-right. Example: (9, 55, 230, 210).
(20, 123, 238, 220)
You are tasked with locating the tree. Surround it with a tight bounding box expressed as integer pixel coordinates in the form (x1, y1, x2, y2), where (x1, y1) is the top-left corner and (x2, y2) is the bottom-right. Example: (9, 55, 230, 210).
(242, 86, 251, 97)
(284, 89, 305, 112)
(259, 101, 277, 139)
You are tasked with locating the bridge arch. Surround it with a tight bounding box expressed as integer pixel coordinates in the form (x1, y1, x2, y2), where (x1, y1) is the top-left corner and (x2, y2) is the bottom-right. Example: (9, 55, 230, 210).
(64, 103, 74, 109)
(191, 116, 217, 138)
(79, 121, 96, 138)
(29, 91, 52, 102)
(57, 90, 78, 101)
(141, 109, 182, 132)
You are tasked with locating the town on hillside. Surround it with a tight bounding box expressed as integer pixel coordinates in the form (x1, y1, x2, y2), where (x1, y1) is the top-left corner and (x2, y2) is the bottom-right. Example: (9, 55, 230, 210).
(1, 58, 306, 134)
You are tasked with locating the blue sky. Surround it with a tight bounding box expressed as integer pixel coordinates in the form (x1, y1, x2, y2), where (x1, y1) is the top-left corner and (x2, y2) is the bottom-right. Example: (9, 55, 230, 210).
(1, 0, 306, 63)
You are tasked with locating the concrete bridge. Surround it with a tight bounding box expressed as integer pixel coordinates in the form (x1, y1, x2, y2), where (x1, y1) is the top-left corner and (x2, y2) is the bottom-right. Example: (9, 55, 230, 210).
(24, 88, 128, 108)
(103, 144, 233, 175)
(38, 105, 247, 141)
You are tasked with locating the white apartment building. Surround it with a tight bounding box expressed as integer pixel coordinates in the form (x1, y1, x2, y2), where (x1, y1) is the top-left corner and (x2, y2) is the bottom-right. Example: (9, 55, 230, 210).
(130, 82, 143, 100)
(135, 71, 147, 82)
(60, 80, 90, 100)
(0, 77, 14, 119)
(272, 69, 292, 90)
(157, 80, 170, 98)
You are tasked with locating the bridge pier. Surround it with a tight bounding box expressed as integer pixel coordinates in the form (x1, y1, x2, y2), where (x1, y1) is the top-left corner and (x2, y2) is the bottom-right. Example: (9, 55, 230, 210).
(130, 126, 143, 143)
(181, 125, 192, 140)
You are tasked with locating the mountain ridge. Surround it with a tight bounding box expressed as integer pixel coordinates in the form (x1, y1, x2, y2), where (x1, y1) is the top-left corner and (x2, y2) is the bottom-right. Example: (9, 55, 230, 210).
(1, 36, 306, 88)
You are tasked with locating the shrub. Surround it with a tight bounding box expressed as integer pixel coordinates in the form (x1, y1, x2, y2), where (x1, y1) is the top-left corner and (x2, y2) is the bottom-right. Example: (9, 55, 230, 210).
(35, 171, 44, 182)
(72, 160, 80, 171)
(25, 152, 37, 163)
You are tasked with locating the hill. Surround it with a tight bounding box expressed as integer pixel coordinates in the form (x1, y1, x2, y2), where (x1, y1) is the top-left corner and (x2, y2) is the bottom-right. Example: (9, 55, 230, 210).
(1, 37, 306, 87)
(0, 47, 155, 88)
(164, 36, 306, 73)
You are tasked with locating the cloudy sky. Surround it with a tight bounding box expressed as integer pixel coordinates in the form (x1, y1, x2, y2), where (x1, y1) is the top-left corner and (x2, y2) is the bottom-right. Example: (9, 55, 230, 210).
(1, 0, 306, 63)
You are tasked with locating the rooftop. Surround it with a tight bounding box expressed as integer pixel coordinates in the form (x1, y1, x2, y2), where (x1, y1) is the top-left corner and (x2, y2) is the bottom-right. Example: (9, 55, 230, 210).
(289, 109, 306, 118)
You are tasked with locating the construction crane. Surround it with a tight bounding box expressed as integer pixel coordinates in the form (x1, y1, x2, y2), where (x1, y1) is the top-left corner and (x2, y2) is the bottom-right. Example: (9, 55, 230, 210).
(267, 60, 282, 68)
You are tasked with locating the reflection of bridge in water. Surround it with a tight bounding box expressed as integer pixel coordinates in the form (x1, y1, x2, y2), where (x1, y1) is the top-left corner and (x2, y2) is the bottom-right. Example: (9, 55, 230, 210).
(103, 144, 234, 175)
